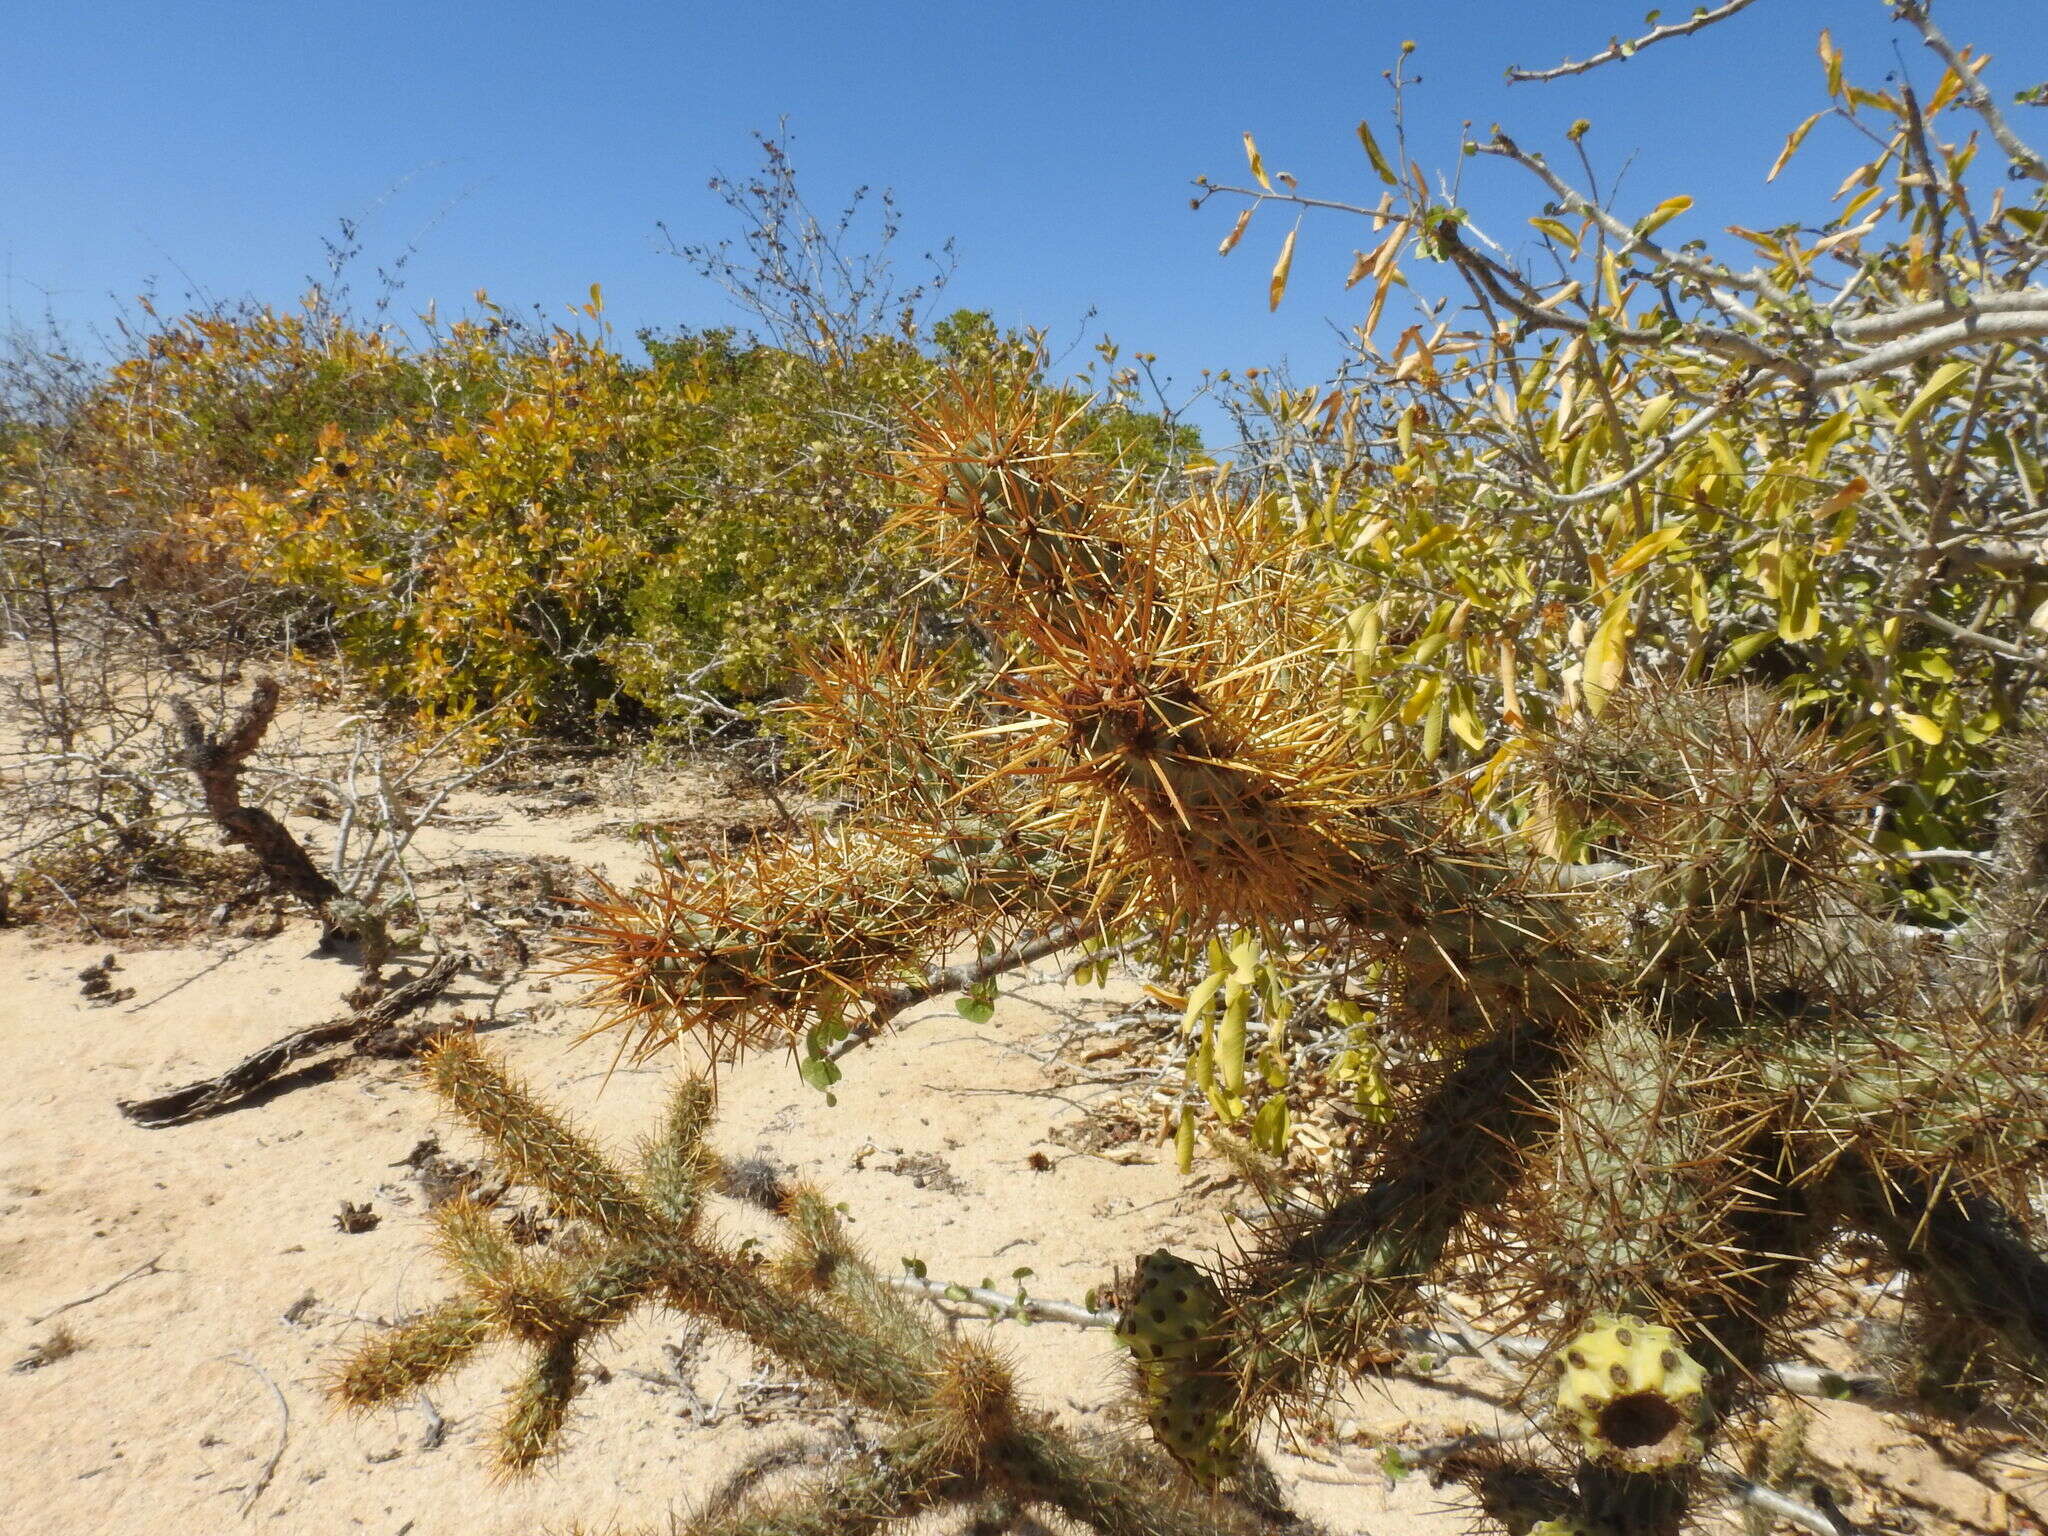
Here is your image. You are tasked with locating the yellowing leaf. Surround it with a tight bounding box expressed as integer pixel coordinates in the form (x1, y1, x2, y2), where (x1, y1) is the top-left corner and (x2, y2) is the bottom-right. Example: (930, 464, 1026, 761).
(1706, 429, 1746, 482)
(1399, 673, 1442, 727)
(1529, 216, 1579, 251)
(1810, 475, 1869, 519)
(1218, 206, 1253, 257)
(1218, 985, 1251, 1097)
(1820, 29, 1844, 98)
(1635, 392, 1676, 435)
(1609, 523, 1689, 577)
(1635, 195, 1693, 238)
(1269, 224, 1298, 312)
(1357, 119, 1398, 185)
(1778, 543, 1821, 641)
(1244, 131, 1272, 191)
(1894, 710, 1946, 746)
(1446, 683, 1487, 751)
(1180, 971, 1226, 1034)
(1769, 111, 1827, 183)
(1583, 587, 1635, 716)
(1895, 359, 1975, 432)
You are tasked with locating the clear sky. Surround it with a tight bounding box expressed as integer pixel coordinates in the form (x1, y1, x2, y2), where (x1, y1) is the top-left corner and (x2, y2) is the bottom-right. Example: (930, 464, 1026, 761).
(7, 1, 2045, 421)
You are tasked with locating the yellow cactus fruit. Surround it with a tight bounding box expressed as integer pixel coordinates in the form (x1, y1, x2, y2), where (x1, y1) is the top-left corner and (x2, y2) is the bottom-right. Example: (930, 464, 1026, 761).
(1552, 1314, 1707, 1472)
(1527, 1519, 1607, 1536)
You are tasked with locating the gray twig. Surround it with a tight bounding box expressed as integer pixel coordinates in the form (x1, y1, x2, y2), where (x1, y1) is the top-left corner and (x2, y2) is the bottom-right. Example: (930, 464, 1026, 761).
(27, 1253, 168, 1325)
(223, 1354, 289, 1518)
(1507, 0, 1764, 83)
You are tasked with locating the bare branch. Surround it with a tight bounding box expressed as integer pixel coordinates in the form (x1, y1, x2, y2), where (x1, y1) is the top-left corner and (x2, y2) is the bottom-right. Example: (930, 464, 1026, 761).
(1506, 0, 1766, 84)
(1895, 0, 2047, 182)
(1835, 287, 2048, 344)
(829, 926, 1082, 1059)
(1813, 311, 2048, 388)
(172, 677, 341, 912)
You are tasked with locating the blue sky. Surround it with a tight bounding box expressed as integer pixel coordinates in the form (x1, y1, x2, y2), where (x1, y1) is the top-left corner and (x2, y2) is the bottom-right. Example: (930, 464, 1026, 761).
(7, 1, 2045, 421)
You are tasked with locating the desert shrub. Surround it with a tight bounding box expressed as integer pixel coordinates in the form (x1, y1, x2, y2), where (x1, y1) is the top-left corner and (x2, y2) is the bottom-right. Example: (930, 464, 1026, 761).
(7, 295, 1191, 744)
(3, 134, 1196, 744)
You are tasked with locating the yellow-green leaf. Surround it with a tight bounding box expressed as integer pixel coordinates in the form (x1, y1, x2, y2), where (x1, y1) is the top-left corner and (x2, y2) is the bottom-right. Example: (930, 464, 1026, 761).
(1399, 672, 1442, 727)
(1894, 710, 1946, 746)
(1251, 1094, 1289, 1155)
(1895, 359, 1975, 433)
(1635, 195, 1693, 238)
(1634, 392, 1676, 435)
(1769, 111, 1828, 182)
(1778, 543, 1821, 641)
(1244, 131, 1272, 191)
(1357, 119, 1398, 185)
(1446, 683, 1487, 751)
(1180, 971, 1227, 1035)
(1715, 629, 1779, 675)
(1583, 587, 1635, 716)
(1269, 224, 1298, 312)
(1218, 985, 1251, 1097)
(1609, 523, 1689, 577)
(1820, 29, 1844, 98)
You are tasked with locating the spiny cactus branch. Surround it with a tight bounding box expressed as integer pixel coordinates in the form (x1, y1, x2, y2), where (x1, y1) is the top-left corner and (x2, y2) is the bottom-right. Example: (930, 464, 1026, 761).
(338, 1041, 1297, 1536)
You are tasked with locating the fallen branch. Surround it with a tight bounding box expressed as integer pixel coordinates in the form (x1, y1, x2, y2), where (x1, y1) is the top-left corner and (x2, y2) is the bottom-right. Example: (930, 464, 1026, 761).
(27, 1253, 168, 1326)
(117, 954, 464, 1128)
(888, 1271, 1119, 1328)
(223, 1354, 290, 1518)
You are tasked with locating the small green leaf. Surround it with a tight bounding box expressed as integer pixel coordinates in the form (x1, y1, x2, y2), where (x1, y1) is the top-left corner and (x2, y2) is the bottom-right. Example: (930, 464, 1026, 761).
(799, 1056, 842, 1093)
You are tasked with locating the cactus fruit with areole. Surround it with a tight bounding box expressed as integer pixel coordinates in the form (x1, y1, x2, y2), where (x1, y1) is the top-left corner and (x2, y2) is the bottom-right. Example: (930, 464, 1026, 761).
(1551, 1316, 1707, 1473)
(1114, 1250, 1245, 1484)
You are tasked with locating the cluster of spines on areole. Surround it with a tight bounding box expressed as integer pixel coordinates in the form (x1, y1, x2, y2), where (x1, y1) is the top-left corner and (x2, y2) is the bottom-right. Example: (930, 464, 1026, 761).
(896, 382, 1396, 935)
(1112, 1249, 1245, 1486)
(557, 823, 974, 1062)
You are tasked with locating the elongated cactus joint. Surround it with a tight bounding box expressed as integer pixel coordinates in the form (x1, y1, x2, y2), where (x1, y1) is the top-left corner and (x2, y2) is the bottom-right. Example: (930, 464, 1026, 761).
(1113, 1250, 1243, 1485)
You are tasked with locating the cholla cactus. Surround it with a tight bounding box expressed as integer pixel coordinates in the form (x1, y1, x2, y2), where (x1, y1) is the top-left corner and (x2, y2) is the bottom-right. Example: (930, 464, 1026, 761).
(335, 1036, 1275, 1536)
(350, 378, 2048, 1534)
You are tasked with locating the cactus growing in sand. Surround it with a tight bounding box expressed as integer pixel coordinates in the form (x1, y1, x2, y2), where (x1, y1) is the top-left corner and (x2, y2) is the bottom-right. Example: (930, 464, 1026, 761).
(339, 7, 2048, 1532)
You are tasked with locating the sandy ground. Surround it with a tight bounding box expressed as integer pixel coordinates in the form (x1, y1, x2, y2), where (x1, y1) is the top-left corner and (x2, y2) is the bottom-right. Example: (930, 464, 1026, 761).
(2, 744, 2045, 1534)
